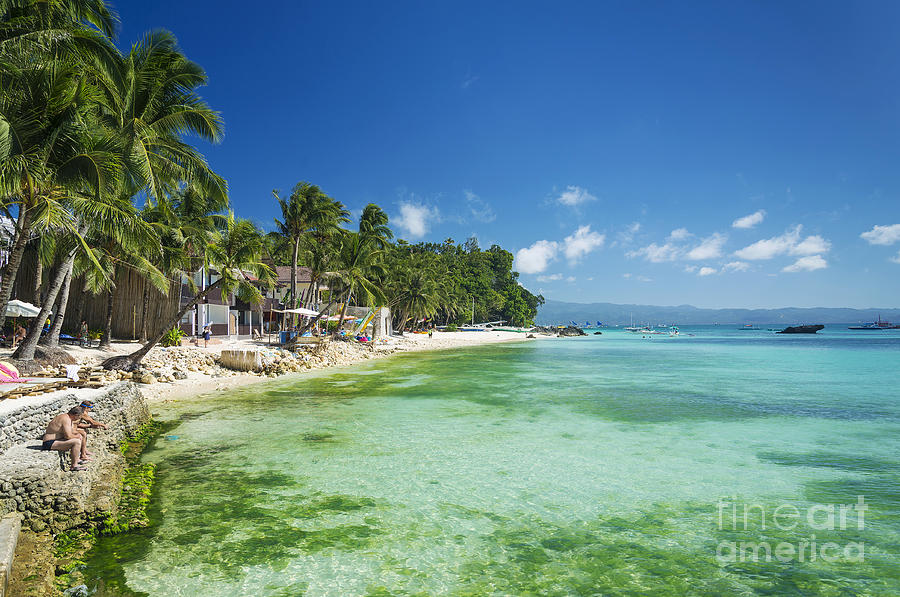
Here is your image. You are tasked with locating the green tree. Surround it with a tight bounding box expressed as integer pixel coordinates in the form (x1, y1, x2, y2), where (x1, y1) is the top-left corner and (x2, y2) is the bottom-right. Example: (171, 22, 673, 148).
(102, 214, 274, 369)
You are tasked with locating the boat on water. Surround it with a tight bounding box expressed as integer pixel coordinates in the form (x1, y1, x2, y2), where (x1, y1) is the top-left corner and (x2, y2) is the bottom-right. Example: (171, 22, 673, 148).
(738, 324, 761, 330)
(848, 315, 900, 330)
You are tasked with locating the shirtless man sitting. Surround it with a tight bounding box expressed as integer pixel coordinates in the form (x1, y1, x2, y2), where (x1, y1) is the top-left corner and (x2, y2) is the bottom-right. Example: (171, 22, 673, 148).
(41, 406, 87, 471)
(71, 400, 108, 461)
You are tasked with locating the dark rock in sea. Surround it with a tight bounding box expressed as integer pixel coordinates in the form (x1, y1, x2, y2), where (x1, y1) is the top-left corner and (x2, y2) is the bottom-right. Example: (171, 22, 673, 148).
(593, 331, 603, 335)
(777, 324, 825, 334)
(558, 326, 587, 337)
(528, 325, 586, 336)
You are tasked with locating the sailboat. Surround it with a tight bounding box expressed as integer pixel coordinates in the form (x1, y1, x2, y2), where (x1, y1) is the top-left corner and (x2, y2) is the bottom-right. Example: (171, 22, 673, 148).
(624, 313, 642, 332)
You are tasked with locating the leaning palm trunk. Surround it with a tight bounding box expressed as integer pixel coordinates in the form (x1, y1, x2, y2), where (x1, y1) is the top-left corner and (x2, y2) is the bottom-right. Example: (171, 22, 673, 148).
(0, 207, 33, 329)
(292, 297, 339, 338)
(332, 288, 352, 338)
(13, 257, 74, 361)
(102, 279, 224, 370)
(42, 266, 73, 348)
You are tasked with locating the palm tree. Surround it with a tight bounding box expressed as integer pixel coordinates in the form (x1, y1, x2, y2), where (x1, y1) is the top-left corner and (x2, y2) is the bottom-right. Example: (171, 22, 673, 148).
(98, 30, 226, 207)
(136, 186, 226, 341)
(392, 262, 440, 334)
(328, 231, 386, 336)
(12, 187, 151, 360)
(0, 55, 122, 329)
(80, 193, 167, 350)
(102, 214, 274, 370)
(274, 183, 348, 326)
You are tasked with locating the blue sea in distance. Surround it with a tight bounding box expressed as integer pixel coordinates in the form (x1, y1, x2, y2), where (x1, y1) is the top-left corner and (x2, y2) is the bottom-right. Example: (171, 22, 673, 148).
(85, 325, 900, 596)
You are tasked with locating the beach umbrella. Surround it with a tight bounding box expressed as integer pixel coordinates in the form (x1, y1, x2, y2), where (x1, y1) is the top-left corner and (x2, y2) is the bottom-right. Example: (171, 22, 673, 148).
(5, 299, 46, 318)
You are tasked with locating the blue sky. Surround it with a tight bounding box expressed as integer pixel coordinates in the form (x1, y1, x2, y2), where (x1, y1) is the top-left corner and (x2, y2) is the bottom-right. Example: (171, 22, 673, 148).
(116, 1, 900, 308)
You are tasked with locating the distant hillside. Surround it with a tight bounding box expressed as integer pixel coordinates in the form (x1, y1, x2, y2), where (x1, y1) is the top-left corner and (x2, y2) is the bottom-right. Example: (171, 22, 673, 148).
(536, 299, 900, 326)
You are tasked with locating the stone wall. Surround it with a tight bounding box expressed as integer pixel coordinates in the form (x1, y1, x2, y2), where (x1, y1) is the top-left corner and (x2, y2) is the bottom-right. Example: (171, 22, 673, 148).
(0, 383, 150, 533)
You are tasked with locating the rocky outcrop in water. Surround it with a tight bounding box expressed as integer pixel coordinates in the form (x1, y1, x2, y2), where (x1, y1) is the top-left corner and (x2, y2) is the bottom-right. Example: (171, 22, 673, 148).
(777, 324, 825, 334)
(529, 326, 587, 336)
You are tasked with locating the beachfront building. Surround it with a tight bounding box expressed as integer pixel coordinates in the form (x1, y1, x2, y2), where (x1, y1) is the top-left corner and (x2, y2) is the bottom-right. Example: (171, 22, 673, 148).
(5, 241, 389, 341)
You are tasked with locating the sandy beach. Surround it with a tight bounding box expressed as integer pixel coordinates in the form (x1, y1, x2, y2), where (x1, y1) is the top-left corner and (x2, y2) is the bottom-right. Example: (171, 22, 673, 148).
(1, 330, 538, 406)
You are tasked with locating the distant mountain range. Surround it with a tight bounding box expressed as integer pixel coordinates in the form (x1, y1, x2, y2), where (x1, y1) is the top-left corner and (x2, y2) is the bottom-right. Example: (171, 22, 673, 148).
(536, 299, 900, 326)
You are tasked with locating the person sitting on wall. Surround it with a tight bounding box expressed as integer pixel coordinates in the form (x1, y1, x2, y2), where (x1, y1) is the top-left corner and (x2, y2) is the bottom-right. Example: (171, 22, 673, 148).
(11, 324, 26, 348)
(41, 406, 88, 471)
(70, 400, 109, 461)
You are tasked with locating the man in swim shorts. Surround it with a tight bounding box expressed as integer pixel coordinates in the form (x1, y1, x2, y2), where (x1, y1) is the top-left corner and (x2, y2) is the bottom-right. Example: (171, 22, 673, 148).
(71, 400, 108, 461)
(41, 406, 87, 471)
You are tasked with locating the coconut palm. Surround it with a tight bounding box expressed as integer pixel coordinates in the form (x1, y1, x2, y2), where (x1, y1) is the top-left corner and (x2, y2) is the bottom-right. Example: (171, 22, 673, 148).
(13, 188, 152, 360)
(97, 30, 226, 206)
(80, 192, 167, 350)
(274, 183, 348, 325)
(102, 214, 274, 370)
(0, 56, 122, 329)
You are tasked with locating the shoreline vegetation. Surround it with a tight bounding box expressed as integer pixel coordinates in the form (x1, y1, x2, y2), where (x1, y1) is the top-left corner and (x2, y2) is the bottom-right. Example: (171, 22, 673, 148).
(0, 0, 543, 375)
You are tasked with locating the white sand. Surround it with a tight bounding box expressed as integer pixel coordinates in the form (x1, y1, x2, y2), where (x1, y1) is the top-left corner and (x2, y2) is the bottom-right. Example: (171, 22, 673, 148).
(0, 330, 540, 406)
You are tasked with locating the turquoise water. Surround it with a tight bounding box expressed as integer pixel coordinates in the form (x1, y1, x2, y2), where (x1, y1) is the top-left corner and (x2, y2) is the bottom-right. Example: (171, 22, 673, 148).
(86, 327, 900, 595)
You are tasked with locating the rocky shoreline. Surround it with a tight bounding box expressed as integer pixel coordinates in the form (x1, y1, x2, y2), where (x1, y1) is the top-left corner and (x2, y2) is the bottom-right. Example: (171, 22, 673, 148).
(1, 382, 151, 596)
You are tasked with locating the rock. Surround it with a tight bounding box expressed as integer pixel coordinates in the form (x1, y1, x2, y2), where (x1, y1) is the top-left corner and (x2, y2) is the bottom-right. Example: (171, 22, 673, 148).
(138, 373, 157, 384)
(172, 370, 187, 380)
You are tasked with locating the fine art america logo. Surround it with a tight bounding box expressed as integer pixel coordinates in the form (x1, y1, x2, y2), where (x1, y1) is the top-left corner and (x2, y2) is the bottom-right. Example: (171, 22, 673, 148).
(715, 497, 867, 563)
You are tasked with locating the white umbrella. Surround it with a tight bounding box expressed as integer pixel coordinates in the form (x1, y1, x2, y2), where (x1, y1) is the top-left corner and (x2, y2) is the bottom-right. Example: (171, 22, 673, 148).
(284, 307, 320, 317)
(5, 299, 46, 318)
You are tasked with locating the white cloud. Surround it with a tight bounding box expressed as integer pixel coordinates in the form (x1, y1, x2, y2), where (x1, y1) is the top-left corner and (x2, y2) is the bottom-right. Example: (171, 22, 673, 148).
(733, 225, 830, 261)
(395, 202, 439, 238)
(698, 267, 717, 276)
(563, 225, 605, 263)
(668, 228, 692, 241)
(683, 265, 698, 273)
(860, 223, 900, 245)
(791, 234, 831, 256)
(566, 276, 576, 283)
(782, 255, 827, 273)
(891, 251, 900, 264)
(557, 185, 597, 206)
(464, 190, 496, 223)
(536, 273, 563, 282)
(732, 210, 766, 229)
(627, 242, 680, 263)
(515, 240, 559, 274)
(637, 275, 653, 282)
(622, 273, 632, 278)
(734, 226, 800, 259)
(686, 232, 727, 260)
(722, 261, 750, 272)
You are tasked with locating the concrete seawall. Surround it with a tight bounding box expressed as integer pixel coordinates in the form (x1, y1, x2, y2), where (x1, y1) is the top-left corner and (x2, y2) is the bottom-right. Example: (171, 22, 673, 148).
(220, 349, 262, 372)
(0, 382, 150, 596)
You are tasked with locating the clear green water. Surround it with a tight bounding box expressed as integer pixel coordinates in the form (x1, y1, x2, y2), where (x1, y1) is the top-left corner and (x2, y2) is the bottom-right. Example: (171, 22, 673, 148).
(85, 327, 900, 596)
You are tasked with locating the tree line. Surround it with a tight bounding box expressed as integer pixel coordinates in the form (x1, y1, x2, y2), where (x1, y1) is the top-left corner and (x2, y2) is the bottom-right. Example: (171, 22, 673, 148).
(0, 0, 541, 371)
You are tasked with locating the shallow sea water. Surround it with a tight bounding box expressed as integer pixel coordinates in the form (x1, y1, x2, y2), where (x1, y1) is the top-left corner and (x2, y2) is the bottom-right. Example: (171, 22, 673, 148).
(85, 327, 900, 595)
